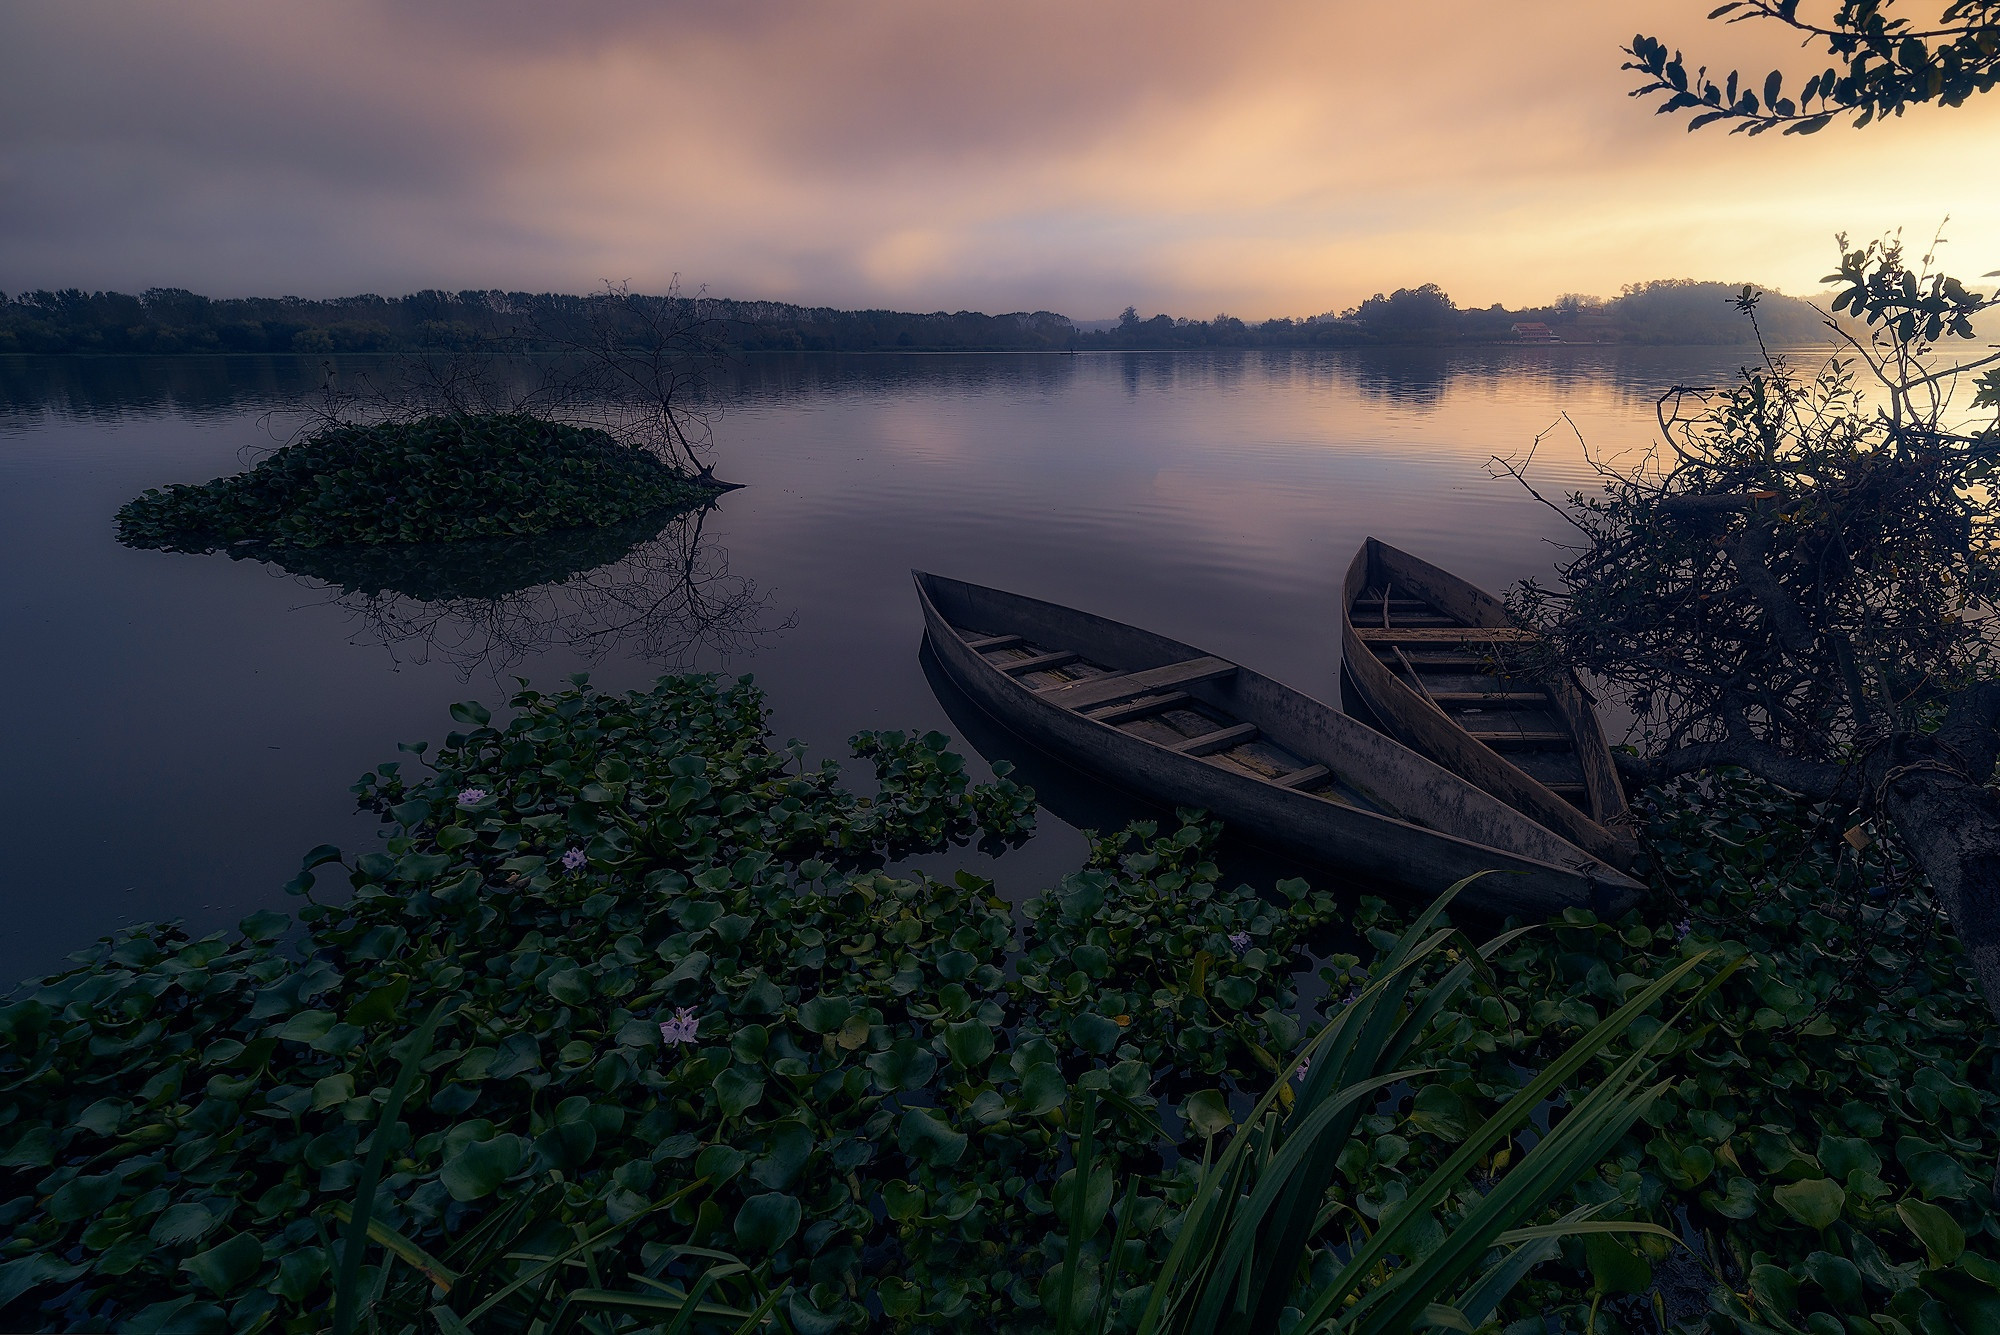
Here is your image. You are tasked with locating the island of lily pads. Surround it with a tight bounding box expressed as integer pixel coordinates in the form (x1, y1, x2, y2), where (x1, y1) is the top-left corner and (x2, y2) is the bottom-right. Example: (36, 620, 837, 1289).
(115, 413, 723, 554)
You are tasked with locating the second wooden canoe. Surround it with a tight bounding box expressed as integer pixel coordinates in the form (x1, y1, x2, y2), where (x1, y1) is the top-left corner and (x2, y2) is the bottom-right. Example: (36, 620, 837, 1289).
(917, 571, 1643, 917)
(1340, 538, 1636, 869)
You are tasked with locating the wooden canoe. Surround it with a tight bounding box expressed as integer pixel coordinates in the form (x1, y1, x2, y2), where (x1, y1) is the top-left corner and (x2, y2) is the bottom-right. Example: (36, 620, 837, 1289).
(915, 571, 1642, 917)
(1340, 538, 1636, 869)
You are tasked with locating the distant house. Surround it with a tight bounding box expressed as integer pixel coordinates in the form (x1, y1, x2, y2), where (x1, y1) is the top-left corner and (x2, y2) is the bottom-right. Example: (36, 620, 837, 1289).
(1510, 321, 1556, 342)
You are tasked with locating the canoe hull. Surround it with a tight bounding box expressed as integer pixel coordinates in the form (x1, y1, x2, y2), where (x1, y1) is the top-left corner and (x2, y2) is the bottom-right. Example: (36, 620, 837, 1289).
(917, 572, 1641, 918)
(1340, 538, 1636, 868)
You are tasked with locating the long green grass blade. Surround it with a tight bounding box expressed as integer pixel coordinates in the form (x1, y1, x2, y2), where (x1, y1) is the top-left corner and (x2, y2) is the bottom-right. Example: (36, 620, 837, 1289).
(1345, 1074, 1678, 1335)
(332, 994, 455, 1335)
(1299, 949, 1717, 1329)
(1091, 1177, 1142, 1334)
(1056, 1088, 1098, 1335)
(1491, 1220, 1681, 1246)
(456, 1190, 689, 1324)
(428, 1303, 476, 1335)
(544, 1288, 767, 1335)
(1449, 1204, 1596, 1329)
(328, 1202, 459, 1294)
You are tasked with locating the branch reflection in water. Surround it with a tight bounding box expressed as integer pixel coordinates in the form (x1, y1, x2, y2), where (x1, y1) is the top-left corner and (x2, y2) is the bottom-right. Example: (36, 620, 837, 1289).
(230, 498, 793, 678)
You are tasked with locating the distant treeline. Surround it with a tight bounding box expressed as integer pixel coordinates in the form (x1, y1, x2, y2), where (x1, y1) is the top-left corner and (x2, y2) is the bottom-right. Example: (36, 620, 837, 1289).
(1083, 281, 1831, 349)
(0, 279, 1830, 355)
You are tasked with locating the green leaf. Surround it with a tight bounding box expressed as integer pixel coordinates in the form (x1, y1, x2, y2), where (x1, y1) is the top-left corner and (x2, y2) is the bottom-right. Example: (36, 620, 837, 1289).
(1017, 1062, 1067, 1116)
(884, 1180, 925, 1222)
(1899, 1198, 1966, 1266)
(276, 1010, 337, 1042)
(1817, 1134, 1881, 1182)
(733, 1191, 802, 1252)
(898, 1107, 967, 1167)
(1772, 1178, 1845, 1230)
(866, 1040, 937, 1094)
(151, 1201, 223, 1246)
(750, 1121, 814, 1191)
(48, 1171, 120, 1223)
(545, 968, 592, 1006)
(713, 1067, 765, 1119)
(1181, 1089, 1233, 1139)
(796, 995, 850, 1034)
(182, 1232, 263, 1296)
(0, 1255, 87, 1309)
(439, 1133, 524, 1201)
(1070, 1012, 1121, 1055)
(1409, 1084, 1472, 1140)
(879, 1278, 922, 1320)
(344, 978, 409, 1027)
(944, 1019, 995, 1069)
(312, 1074, 355, 1111)
(1900, 1141, 1973, 1200)
(0, 1125, 55, 1168)
(238, 908, 290, 942)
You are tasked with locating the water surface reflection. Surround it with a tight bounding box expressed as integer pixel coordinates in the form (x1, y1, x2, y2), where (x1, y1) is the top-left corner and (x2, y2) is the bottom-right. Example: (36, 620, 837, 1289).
(0, 346, 1764, 980)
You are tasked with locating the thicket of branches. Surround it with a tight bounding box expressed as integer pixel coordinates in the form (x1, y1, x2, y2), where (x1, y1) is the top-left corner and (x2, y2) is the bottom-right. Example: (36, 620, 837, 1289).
(1506, 232, 2000, 1011)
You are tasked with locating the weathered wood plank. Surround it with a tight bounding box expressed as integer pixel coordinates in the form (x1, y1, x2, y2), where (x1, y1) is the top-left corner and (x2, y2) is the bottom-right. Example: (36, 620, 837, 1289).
(1466, 729, 1570, 746)
(1432, 691, 1547, 705)
(1170, 721, 1258, 756)
(1273, 763, 1331, 790)
(1039, 657, 1237, 710)
(999, 649, 1079, 675)
(965, 633, 1025, 651)
(1083, 691, 1190, 724)
(1355, 627, 1538, 643)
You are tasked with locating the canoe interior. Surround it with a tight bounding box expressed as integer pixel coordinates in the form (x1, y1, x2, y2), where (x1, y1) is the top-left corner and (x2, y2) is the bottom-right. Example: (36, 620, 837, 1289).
(955, 625, 1392, 815)
(1346, 581, 1597, 812)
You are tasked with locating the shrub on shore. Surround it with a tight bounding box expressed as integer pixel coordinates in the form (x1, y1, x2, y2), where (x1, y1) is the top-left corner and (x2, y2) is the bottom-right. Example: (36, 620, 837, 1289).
(115, 413, 718, 553)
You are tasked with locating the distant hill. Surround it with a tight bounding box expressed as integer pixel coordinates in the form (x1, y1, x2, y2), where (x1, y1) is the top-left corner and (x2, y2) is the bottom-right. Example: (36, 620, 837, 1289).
(0, 281, 1835, 356)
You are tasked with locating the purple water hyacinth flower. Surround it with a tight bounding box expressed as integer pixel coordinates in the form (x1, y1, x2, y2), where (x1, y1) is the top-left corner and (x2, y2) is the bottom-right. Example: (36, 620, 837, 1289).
(457, 787, 488, 806)
(658, 1007, 699, 1046)
(1293, 1058, 1310, 1083)
(561, 847, 587, 871)
(1674, 919, 1692, 942)
(1227, 931, 1252, 953)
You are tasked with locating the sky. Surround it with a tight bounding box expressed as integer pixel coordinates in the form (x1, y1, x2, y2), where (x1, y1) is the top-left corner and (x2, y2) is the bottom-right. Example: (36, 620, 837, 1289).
(3, 1, 1997, 320)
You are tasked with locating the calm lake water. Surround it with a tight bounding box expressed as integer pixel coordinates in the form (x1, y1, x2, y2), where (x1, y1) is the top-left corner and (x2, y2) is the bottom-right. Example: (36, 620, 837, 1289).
(0, 347, 1766, 984)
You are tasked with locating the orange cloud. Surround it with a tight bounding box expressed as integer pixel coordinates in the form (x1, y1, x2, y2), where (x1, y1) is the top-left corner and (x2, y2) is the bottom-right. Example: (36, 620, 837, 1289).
(2, 1, 1994, 316)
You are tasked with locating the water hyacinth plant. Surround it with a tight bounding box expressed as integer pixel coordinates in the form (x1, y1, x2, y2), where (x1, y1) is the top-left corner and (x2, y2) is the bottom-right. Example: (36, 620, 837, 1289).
(3, 676, 2000, 1333)
(114, 413, 721, 553)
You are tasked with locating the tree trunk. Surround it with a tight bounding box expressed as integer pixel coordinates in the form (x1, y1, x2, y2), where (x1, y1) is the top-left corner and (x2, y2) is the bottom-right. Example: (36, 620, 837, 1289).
(1871, 752, 2000, 1022)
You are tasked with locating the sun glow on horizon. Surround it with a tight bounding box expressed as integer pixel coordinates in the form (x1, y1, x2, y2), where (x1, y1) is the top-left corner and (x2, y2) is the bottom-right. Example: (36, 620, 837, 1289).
(2, 0, 1997, 317)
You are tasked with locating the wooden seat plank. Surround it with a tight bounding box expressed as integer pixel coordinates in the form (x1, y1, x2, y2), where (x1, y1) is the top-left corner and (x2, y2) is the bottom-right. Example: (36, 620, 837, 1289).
(1170, 721, 1258, 756)
(1039, 657, 1237, 710)
(1432, 691, 1546, 705)
(966, 632, 1025, 651)
(1273, 763, 1331, 789)
(1355, 627, 1538, 644)
(1000, 650, 1079, 675)
(1466, 729, 1570, 746)
(1083, 691, 1190, 724)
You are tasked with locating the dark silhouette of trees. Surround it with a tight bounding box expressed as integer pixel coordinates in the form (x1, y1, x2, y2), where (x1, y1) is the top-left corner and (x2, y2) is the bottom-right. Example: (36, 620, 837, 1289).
(1627, 1, 2000, 134)
(1503, 234, 2000, 1014)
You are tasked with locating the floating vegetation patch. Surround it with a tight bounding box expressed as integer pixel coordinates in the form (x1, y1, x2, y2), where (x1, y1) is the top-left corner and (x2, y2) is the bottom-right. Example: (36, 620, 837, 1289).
(115, 413, 722, 553)
(2, 682, 1998, 1333)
